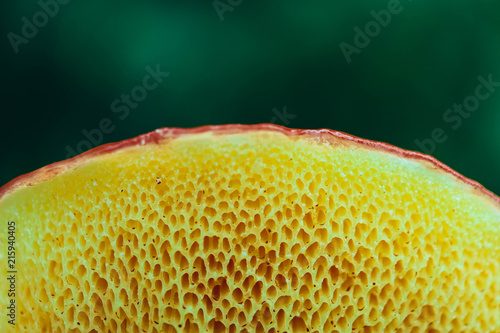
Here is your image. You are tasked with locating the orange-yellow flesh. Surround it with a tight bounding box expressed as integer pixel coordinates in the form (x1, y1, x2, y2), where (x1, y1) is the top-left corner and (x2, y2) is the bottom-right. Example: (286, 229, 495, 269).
(0, 130, 499, 333)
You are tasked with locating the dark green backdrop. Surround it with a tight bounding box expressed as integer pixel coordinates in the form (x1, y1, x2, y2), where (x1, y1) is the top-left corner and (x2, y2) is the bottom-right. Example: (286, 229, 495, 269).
(1, 1, 500, 196)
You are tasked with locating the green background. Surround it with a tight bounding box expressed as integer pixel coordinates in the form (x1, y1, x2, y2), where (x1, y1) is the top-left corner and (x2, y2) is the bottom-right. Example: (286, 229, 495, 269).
(1, 0, 500, 197)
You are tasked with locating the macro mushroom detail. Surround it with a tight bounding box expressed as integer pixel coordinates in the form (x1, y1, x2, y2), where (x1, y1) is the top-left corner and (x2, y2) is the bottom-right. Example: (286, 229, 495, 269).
(0, 125, 499, 332)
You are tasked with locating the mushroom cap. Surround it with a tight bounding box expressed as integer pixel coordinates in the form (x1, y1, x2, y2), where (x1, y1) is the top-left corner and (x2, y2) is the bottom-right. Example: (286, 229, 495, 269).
(1, 124, 499, 332)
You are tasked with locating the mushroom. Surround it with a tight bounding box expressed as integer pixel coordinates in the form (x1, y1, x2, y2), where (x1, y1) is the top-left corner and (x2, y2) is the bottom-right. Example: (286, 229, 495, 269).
(1, 124, 499, 332)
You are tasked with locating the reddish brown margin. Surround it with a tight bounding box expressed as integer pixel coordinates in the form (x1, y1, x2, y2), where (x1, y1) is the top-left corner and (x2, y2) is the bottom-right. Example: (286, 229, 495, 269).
(1, 123, 499, 208)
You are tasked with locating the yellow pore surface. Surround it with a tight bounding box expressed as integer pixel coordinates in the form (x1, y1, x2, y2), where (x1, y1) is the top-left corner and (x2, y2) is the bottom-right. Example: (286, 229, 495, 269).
(0, 130, 499, 333)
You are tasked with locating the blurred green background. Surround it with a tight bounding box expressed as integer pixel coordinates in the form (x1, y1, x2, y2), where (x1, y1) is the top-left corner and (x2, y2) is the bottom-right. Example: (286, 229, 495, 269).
(1, 0, 500, 197)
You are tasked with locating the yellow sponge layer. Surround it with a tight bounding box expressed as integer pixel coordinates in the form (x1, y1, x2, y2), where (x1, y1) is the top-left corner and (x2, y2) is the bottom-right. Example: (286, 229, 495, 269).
(1, 129, 499, 333)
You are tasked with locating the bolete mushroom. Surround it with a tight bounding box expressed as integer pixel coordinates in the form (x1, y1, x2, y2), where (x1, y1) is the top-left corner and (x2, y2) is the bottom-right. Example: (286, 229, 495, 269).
(1, 124, 499, 332)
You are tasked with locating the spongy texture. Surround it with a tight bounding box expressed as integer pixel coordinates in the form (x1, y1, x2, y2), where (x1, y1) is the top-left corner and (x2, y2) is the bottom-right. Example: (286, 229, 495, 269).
(1, 130, 499, 333)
